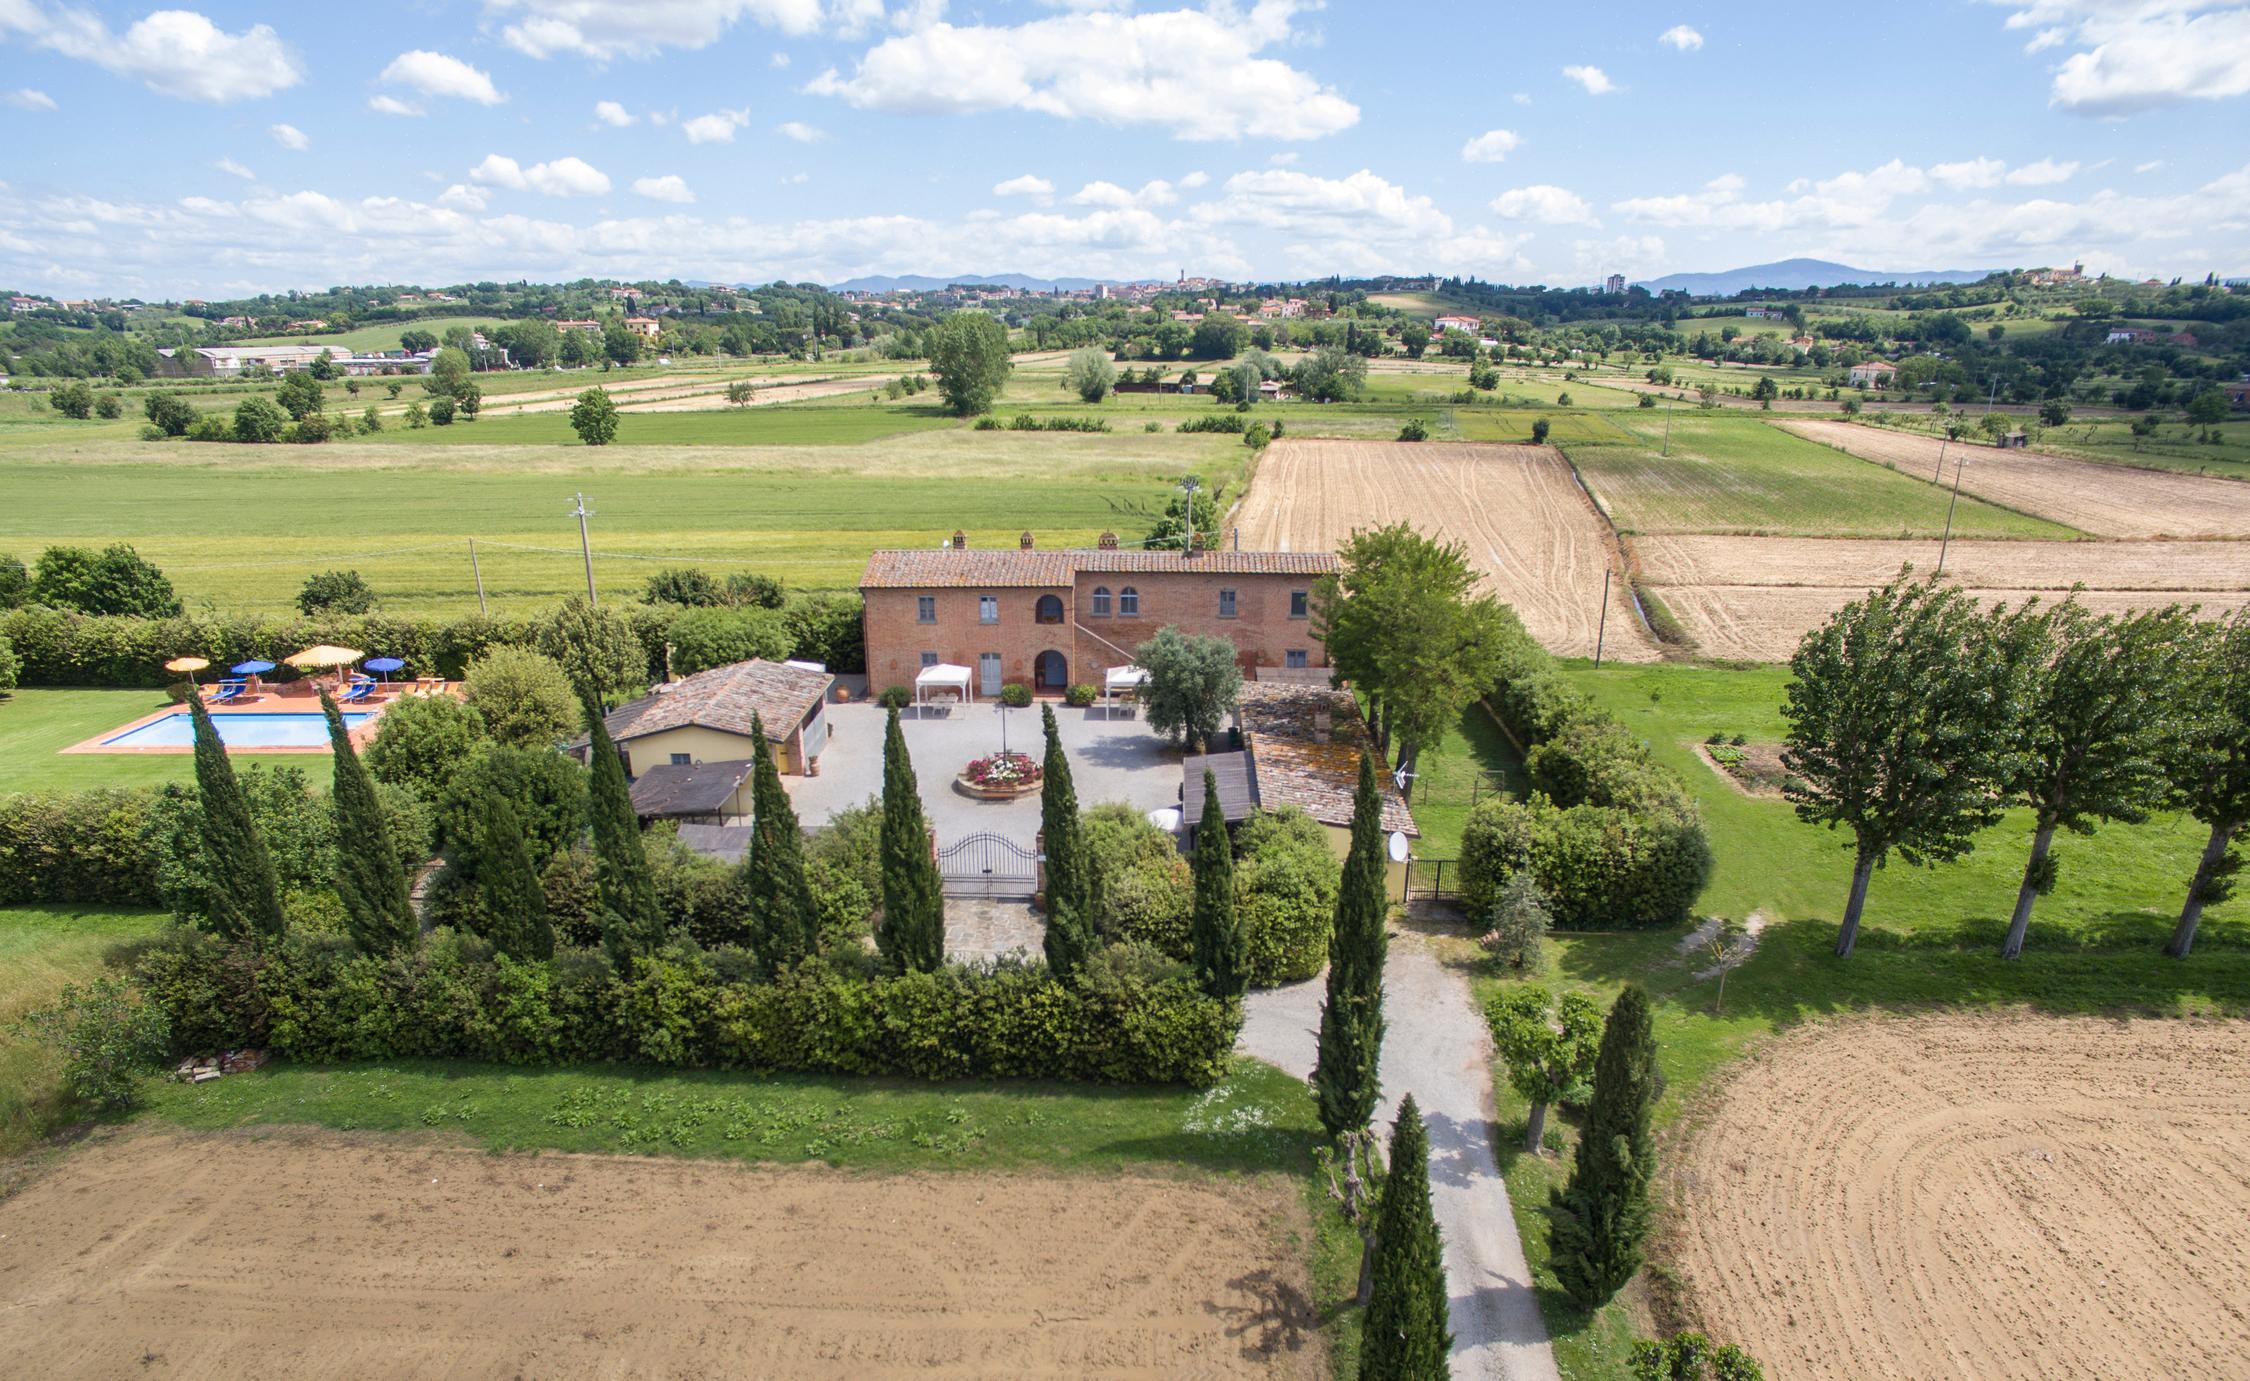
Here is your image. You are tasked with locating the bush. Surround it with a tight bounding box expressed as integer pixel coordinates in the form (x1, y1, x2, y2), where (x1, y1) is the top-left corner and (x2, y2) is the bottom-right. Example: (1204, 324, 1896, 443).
(0, 788, 164, 906)
(365, 692, 489, 800)
(234, 396, 287, 443)
(145, 392, 196, 436)
(1101, 854, 1194, 955)
(876, 684, 912, 710)
(665, 606, 793, 676)
(1178, 412, 1247, 434)
(1064, 682, 1097, 708)
(1233, 807, 1340, 983)
(137, 935, 1240, 1085)
(296, 569, 375, 615)
(1459, 797, 1710, 931)
(1630, 1332, 1764, 1381)
(1531, 418, 1552, 444)
(462, 645, 580, 748)
(0, 629, 16, 694)
(1398, 418, 1430, 441)
(95, 394, 124, 420)
(999, 683, 1033, 708)
(13, 976, 171, 1112)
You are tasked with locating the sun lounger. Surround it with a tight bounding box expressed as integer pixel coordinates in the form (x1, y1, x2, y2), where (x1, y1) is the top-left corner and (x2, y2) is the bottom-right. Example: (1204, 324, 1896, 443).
(337, 680, 375, 703)
(209, 680, 246, 703)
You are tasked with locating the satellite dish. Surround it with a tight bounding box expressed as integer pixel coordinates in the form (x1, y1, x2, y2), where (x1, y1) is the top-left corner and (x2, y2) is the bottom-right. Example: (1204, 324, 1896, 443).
(1387, 831, 1410, 864)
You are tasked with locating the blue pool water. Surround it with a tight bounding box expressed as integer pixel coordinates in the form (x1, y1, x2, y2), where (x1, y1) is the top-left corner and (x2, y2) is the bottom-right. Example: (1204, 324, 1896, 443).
(102, 710, 374, 749)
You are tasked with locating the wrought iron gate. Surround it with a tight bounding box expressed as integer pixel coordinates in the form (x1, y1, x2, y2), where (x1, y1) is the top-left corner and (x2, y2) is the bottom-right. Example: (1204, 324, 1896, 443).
(937, 832, 1040, 899)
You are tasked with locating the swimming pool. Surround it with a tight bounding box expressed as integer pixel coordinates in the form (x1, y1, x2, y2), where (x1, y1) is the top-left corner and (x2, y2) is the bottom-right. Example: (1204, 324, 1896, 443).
(101, 710, 374, 749)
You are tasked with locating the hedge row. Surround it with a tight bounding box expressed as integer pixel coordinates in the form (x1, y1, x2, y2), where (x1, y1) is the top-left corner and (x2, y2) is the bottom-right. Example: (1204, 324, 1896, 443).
(1462, 628, 1713, 929)
(138, 930, 1240, 1086)
(0, 789, 163, 906)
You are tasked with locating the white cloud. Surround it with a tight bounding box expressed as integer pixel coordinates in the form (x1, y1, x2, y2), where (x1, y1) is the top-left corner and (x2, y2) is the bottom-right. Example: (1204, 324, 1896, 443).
(805, 5, 1360, 141)
(380, 50, 506, 105)
(633, 174, 696, 203)
(1562, 64, 1615, 94)
(1932, 156, 2006, 189)
(470, 153, 612, 196)
(1179, 169, 1209, 189)
(776, 119, 828, 142)
(1574, 234, 1667, 281)
(490, 0, 830, 60)
(268, 123, 309, 151)
(2135, 158, 2165, 172)
(4, 88, 58, 111)
(993, 173, 1055, 204)
(770, 50, 791, 68)
(0, 5, 301, 104)
(1615, 161, 1932, 232)
(1658, 24, 1703, 51)
(684, 107, 751, 142)
(1461, 128, 1521, 163)
(1491, 184, 1598, 226)
(2005, 156, 2080, 185)
(368, 94, 424, 117)
(1071, 178, 1179, 209)
(1989, 1, 2250, 114)
(437, 183, 490, 211)
(781, 171, 809, 185)
(594, 100, 636, 126)
(1511, 91, 1532, 105)
(1268, 151, 1299, 167)
(214, 157, 255, 180)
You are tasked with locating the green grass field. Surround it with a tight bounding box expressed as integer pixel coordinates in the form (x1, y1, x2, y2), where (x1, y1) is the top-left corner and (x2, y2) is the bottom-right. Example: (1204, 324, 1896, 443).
(1565, 414, 2081, 538)
(367, 402, 958, 448)
(0, 690, 212, 792)
(0, 906, 168, 1158)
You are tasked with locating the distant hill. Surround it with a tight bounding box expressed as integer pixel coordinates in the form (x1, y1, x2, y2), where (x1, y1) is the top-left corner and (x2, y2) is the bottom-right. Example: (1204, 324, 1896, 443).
(825, 272, 1158, 294)
(1637, 258, 1998, 297)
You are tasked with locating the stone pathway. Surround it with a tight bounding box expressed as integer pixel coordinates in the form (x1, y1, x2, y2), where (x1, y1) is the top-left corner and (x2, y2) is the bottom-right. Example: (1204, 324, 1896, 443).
(945, 898, 1043, 962)
(1238, 924, 1560, 1381)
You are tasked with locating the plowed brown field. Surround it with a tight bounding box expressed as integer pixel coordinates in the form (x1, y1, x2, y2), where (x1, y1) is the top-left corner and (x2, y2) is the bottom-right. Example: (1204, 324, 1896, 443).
(1667, 1014, 2250, 1381)
(1235, 439, 1658, 660)
(0, 1131, 1320, 1378)
(1634, 534, 2250, 661)
(1780, 419, 2250, 537)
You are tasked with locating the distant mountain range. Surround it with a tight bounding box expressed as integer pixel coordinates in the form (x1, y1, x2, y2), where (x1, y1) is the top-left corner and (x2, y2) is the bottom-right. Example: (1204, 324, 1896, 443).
(1636, 258, 1998, 296)
(826, 273, 1159, 294)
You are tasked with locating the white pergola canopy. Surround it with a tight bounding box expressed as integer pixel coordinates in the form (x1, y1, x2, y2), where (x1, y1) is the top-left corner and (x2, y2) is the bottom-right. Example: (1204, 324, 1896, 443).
(915, 662, 973, 709)
(1101, 664, 1150, 717)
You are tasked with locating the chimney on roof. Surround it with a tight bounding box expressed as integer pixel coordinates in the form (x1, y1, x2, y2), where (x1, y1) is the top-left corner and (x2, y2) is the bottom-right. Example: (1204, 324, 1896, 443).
(1312, 708, 1332, 743)
(1097, 530, 1118, 550)
(1189, 529, 1206, 555)
(951, 530, 967, 550)
(1020, 531, 1035, 550)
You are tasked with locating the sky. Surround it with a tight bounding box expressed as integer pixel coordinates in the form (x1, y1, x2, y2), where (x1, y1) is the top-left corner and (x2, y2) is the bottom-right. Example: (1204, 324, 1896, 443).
(2, 0, 2247, 297)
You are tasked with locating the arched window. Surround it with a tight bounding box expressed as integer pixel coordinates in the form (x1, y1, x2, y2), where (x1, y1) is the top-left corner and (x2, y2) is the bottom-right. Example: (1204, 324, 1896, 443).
(1119, 586, 1140, 617)
(1090, 586, 1112, 617)
(1035, 594, 1064, 624)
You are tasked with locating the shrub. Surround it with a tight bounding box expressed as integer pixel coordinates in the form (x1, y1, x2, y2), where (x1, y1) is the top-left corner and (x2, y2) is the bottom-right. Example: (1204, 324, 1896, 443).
(365, 692, 489, 800)
(1398, 418, 1430, 441)
(1102, 854, 1193, 955)
(462, 645, 580, 748)
(665, 606, 793, 675)
(1531, 417, 1552, 444)
(296, 569, 375, 615)
(13, 976, 171, 1112)
(875, 684, 912, 710)
(1630, 1332, 1764, 1381)
(0, 629, 16, 694)
(998, 682, 1033, 708)
(234, 396, 287, 443)
(95, 394, 124, 420)
(0, 788, 164, 905)
(1459, 797, 1710, 931)
(144, 392, 196, 436)
(1064, 682, 1097, 708)
(1178, 412, 1247, 434)
(1233, 806, 1340, 984)
(1242, 420, 1272, 450)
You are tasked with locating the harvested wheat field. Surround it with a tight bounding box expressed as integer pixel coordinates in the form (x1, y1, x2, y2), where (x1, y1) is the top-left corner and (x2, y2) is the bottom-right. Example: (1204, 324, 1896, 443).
(0, 1130, 1320, 1378)
(1779, 419, 2250, 538)
(1236, 438, 1658, 660)
(1666, 1013, 2250, 1381)
(1633, 533, 2250, 660)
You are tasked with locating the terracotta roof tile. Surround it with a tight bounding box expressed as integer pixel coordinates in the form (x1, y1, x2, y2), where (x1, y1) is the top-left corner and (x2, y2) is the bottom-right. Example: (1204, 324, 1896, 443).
(601, 659, 832, 744)
(860, 547, 1339, 589)
(1234, 682, 1416, 836)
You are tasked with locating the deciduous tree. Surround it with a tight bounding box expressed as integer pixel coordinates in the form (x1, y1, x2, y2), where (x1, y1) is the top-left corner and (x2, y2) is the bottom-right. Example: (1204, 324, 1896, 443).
(928, 310, 1012, 416)
(1135, 626, 1242, 752)
(1062, 348, 1115, 403)
(1487, 986, 1601, 1151)
(2166, 611, 2250, 958)
(1780, 574, 2025, 957)
(570, 386, 620, 445)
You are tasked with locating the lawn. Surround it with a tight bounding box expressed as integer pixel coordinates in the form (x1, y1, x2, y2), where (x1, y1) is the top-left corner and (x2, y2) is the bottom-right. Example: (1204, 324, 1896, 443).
(0, 689, 212, 792)
(0, 906, 168, 1158)
(1403, 701, 1526, 860)
(1565, 413, 2080, 538)
(365, 402, 960, 448)
(0, 431, 1245, 614)
(1453, 659, 2250, 1377)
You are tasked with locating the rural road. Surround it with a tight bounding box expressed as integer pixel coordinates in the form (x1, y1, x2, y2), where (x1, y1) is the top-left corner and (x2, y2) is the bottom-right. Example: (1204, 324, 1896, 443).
(1238, 926, 1561, 1381)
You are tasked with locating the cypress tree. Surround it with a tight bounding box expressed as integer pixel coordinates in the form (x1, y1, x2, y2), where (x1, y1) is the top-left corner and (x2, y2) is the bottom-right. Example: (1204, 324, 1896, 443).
(1190, 769, 1247, 999)
(581, 691, 664, 968)
(1040, 704, 1097, 980)
(742, 711, 821, 970)
(1361, 1094, 1452, 1379)
(473, 788, 553, 960)
(878, 707, 945, 972)
(187, 692, 285, 940)
(321, 690, 417, 956)
(1315, 750, 1390, 1138)
(1548, 983, 1661, 1308)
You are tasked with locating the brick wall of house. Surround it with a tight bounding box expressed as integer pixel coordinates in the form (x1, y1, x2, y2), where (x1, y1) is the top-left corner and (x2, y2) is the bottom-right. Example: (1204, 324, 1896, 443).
(862, 560, 1328, 697)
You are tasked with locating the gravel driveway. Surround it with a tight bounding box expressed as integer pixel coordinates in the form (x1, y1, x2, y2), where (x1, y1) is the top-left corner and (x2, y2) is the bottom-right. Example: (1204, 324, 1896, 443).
(1238, 923, 1560, 1381)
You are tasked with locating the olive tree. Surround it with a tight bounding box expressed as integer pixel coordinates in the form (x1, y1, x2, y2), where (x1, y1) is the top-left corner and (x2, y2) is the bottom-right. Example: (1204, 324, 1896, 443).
(1062, 348, 1115, 403)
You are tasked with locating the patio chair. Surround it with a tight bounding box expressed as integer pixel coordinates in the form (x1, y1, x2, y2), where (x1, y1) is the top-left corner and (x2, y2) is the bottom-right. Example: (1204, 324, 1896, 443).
(337, 680, 375, 704)
(209, 679, 246, 704)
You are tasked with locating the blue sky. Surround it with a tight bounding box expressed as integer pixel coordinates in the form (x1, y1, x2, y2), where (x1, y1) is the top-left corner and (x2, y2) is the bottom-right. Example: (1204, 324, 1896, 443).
(2, 0, 2247, 296)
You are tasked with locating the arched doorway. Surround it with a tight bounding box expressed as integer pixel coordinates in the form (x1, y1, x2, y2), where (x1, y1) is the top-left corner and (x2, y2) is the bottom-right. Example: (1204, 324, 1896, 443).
(1034, 649, 1068, 691)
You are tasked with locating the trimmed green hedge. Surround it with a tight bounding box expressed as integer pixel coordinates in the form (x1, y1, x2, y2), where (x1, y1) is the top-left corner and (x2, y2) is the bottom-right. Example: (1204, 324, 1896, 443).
(0, 789, 162, 906)
(137, 930, 1240, 1086)
(1463, 625, 1712, 930)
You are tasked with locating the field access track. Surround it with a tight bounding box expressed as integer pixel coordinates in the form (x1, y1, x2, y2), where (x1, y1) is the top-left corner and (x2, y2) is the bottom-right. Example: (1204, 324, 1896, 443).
(1234, 439, 1659, 661)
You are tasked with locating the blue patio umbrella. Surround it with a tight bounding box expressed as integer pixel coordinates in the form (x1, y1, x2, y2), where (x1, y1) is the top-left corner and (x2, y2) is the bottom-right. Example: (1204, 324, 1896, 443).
(231, 659, 276, 675)
(363, 657, 407, 673)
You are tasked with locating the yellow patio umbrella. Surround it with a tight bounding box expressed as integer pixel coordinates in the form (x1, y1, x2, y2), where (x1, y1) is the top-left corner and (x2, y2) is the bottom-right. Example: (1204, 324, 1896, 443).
(163, 655, 210, 686)
(286, 644, 364, 668)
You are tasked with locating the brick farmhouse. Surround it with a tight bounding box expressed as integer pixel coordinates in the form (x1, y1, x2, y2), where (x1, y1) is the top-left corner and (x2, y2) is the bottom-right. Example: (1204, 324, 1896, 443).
(859, 532, 1339, 698)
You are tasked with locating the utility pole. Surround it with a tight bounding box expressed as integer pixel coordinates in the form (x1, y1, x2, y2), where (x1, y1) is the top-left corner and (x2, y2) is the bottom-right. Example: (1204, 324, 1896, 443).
(1931, 434, 1949, 485)
(1936, 451, 1966, 576)
(569, 492, 597, 605)
(469, 539, 487, 616)
(1594, 568, 1611, 669)
(1178, 475, 1201, 552)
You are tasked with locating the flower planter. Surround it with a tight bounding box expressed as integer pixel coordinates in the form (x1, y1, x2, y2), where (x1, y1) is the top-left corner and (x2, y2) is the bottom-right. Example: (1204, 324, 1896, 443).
(954, 774, 1041, 800)
(956, 751, 1042, 799)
